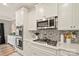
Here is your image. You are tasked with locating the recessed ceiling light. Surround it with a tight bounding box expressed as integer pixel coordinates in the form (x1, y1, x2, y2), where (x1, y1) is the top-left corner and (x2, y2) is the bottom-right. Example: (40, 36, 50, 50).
(62, 3, 69, 7)
(3, 3, 7, 6)
(39, 8, 44, 13)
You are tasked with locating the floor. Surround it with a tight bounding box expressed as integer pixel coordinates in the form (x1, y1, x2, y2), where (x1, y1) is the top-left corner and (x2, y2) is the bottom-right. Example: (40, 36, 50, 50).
(0, 44, 21, 56)
(9, 52, 21, 56)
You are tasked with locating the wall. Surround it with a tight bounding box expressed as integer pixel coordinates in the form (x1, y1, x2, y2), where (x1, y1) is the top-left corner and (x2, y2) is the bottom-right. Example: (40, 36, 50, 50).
(11, 20, 16, 33)
(0, 19, 12, 43)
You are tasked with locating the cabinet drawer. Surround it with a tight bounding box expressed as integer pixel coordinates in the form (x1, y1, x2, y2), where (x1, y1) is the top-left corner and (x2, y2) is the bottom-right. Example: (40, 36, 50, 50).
(60, 50, 79, 56)
(23, 41, 33, 56)
(30, 42, 57, 55)
(31, 45, 55, 56)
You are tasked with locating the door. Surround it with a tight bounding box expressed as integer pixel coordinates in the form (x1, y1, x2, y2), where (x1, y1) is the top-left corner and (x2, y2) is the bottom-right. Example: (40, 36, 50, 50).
(0, 23, 5, 44)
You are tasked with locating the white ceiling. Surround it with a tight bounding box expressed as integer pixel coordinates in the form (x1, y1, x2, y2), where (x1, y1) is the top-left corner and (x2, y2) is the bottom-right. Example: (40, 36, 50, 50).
(0, 3, 37, 21)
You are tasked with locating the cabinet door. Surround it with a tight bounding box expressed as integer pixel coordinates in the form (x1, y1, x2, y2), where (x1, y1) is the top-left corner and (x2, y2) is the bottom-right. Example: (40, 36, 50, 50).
(30, 42, 57, 56)
(7, 36, 11, 44)
(72, 4, 79, 30)
(16, 10, 23, 26)
(31, 46, 55, 56)
(23, 41, 33, 56)
(43, 3, 58, 17)
(8, 36, 16, 47)
(60, 50, 79, 56)
(58, 3, 73, 30)
(35, 4, 44, 20)
(35, 3, 58, 19)
(28, 9, 37, 30)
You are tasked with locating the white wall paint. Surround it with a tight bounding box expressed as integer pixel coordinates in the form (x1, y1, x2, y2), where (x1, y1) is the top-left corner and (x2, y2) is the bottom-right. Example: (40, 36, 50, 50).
(11, 20, 16, 32)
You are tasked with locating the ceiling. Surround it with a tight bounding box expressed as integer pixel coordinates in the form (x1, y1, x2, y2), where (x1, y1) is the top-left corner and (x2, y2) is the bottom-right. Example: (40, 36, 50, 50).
(0, 3, 37, 21)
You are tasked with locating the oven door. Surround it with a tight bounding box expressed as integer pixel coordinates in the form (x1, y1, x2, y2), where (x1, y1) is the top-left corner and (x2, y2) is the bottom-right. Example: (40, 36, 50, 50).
(16, 37, 23, 50)
(16, 26, 23, 36)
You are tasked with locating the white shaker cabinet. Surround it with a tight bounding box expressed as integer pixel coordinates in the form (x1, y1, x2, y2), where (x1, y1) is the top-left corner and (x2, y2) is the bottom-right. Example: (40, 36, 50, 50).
(43, 3, 58, 17)
(58, 3, 73, 30)
(59, 50, 79, 56)
(16, 9, 23, 26)
(35, 3, 58, 20)
(7, 35, 16, 47)
(72, 4, 79, 30)
(28, 4, 58, 30)
(23, 40, 33, 56)
(16, 7, 28, 26)
(29, 42, 57, 56)
(28, 9, 37, 30)
(23, 40, 57, 56)
(58, 3, 79, 30)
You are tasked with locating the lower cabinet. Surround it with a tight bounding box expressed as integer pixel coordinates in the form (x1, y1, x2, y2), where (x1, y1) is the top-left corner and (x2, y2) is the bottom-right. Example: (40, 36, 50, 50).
(23, 40, 79, 56)
(7, 35, 16, 47)
(59, 50, 79, 56)
(31, 42, 57, 56)
(30, 45, 56, 56)
(23, 41, 33, 56)
(23, 41, 57, 56)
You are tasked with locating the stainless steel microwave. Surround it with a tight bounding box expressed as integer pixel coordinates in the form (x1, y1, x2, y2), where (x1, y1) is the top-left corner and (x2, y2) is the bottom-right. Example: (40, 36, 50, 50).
(37, 16, 58, 29)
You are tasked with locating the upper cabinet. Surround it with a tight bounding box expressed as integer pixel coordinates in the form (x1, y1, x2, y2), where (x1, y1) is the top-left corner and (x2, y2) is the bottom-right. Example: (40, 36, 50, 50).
(28, 3, 79, 30)
(16, 7, 28, 26)
(16, 9, 23, 26)
(28, 8, 37, 30)
(35, 3, 58, 20)
(28, 3, 58, 30)
(58, 3, 79, 30)
(58, 3, 73, 30)
(72, 4, 79, 30)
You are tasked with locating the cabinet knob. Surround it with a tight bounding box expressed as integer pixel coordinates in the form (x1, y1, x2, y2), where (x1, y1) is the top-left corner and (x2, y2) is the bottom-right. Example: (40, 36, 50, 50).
(73, 26, 75, 28)
(70, 26, 76, 28)
(70, 26, 72, 28)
